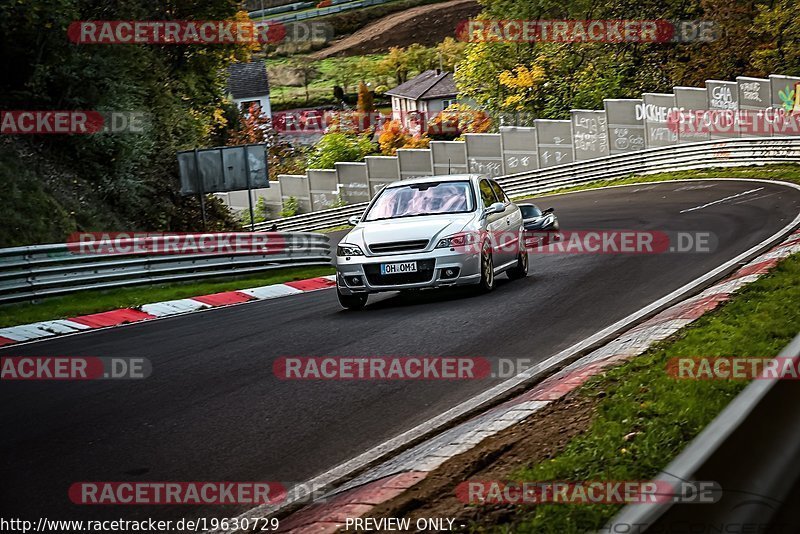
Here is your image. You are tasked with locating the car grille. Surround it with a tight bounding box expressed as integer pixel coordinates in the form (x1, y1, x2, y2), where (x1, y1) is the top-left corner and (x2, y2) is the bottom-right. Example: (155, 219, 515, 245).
(367, 239, 429, 254)
(364, 259, 436, 286)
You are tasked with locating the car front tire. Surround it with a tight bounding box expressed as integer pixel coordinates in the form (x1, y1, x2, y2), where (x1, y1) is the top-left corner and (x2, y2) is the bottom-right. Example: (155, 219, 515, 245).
(507, 247, 529, 280)
(477, 243, 495, 293)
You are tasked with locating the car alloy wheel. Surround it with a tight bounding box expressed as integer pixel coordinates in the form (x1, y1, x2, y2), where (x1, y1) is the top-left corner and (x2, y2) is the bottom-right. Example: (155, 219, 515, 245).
(478, 243, 495, 293)
(507, 246, 528, 280)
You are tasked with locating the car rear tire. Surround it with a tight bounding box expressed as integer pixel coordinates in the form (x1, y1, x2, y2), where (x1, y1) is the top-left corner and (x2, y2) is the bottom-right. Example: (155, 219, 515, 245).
(477, 243, 495, 293)
(337, 287, 367, 310)
(507, 247, 528, 280)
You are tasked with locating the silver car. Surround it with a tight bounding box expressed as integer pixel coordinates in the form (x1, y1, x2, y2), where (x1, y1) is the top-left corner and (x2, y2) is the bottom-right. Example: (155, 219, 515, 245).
(335, 174, 527, 310)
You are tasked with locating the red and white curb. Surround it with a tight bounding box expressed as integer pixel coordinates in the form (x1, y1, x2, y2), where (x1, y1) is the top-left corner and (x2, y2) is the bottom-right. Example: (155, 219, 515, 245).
(268, 230, 800, 534)
(0, 275, 336, 348)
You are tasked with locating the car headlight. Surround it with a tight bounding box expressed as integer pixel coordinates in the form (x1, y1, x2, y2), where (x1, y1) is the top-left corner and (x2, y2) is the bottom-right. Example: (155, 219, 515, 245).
(337, 244, 364, 256)
(436, 232, 479, 249)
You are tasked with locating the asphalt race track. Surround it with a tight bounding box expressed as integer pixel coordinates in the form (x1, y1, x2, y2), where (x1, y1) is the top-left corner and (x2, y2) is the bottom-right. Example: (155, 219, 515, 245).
(2, 179, 799, 524)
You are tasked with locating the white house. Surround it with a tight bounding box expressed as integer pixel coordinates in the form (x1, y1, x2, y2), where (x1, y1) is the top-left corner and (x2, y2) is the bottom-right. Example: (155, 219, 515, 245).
(226, 61, 272, 116)
(385, 69, 457, 129)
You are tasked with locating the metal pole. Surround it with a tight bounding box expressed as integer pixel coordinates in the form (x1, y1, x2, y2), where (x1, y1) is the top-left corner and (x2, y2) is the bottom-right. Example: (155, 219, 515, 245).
(194, 148, 207, 230)
(244, 145, 256, 231)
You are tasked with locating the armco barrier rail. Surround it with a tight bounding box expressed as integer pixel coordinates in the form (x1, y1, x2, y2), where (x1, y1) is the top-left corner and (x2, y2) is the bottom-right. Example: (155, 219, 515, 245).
(254, 137, 800, 232)
(254, 0, 392, 23)
(0, 233, 331, 303)
(608, 333, 800, 532)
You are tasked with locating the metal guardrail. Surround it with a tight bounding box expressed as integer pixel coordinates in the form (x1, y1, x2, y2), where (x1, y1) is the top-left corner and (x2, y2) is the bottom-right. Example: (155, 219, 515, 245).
(607, 333, 800, 532)
(0, 233, 331, 303)
(256, 0, 393, 23)
(256, 137, 800, 233)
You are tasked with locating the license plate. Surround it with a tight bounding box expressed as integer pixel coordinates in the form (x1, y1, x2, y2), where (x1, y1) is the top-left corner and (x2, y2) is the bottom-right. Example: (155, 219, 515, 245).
(381, 261, 417, 274)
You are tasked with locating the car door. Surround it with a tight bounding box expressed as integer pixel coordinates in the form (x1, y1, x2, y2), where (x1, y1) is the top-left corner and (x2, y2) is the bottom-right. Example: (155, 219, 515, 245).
(478, 178, 507, 264)
(490, 180, 522, 264)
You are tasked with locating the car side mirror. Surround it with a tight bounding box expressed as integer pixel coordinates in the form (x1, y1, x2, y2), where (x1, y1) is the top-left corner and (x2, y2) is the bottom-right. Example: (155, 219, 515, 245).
(483, 202, 505, 217)
(542, 207, 554, 214)
(347, 215, 361, 226)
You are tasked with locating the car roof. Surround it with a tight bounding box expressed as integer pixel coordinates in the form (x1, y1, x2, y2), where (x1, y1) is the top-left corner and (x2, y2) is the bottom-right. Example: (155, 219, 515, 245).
(384, 174, 483, 189)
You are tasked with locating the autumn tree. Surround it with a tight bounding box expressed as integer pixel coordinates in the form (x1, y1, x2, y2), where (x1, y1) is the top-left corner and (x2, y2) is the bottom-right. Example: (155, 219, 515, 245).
(378, 120, 431, 155)
(290, 57, 319, 103)
(227, 103, 273, 144)
(406, 43, 437, 73)
(436, 37, 467, 71)
(357, 82, 374, 112)
(331, 58, 358, 93)
(380, 47, 410, 85)
(427, 104, 492, 140)
(750, 0, 800, 75)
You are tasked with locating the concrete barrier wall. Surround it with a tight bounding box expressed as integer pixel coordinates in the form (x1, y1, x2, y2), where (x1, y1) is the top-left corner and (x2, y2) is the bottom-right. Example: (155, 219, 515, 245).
(308, 169, 339, 211)
(769, 75, 800, 136)
(246, 73, 800, 218)
(335, 162, 371, 205)
(571, 110, 610, 160)
(278, 174, 312, 214)
(706, 80, 740, 139)
(642, 93, 678, 147)
(365, 156, 400, 196)
(604, 99, 646, 154)
(500, 126, 538, 174)
(397, 148, 433, 179)
(737, 76, 771, 138)
(674, 86, 710, 143)
(465, 133, 504, 178)
(430, 141, 468, 175)
(534, 119, 574, 168)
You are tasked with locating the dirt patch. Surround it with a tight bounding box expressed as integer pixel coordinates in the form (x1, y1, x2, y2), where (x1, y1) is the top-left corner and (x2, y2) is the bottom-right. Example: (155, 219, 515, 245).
(348, 392, 599, 532)
(311, 0, 479, 58)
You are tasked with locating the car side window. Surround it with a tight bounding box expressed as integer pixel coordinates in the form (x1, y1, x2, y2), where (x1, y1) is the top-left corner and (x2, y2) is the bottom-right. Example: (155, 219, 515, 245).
(479, 179, 498, 207)
(489, 180, 509, 204)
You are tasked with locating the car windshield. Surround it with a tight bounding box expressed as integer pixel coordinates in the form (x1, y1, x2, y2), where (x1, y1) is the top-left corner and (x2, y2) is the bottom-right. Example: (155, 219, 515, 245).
(520, 205, 542, 219)
(364, 181, 475, 221)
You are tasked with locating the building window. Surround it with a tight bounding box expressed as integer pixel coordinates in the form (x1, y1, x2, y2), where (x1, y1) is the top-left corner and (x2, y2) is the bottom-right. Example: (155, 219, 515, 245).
(441, 98, 456, 109)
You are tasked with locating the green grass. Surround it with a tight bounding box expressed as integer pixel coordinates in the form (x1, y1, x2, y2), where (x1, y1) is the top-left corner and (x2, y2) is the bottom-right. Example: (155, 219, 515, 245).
(266, 54, 387, 108)
(516, 163, 800, 201)
(476, 253, 800, 533)
(0, 265, 334, 328)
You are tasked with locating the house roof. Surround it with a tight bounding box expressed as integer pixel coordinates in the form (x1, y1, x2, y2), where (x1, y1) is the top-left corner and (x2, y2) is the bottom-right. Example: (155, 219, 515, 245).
(385, 70, 456, 101)
(226, 61, 270, 99)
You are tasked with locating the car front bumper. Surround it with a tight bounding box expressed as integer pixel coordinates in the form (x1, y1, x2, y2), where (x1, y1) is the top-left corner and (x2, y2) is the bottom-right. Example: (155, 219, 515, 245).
(335, 247, 482, 295)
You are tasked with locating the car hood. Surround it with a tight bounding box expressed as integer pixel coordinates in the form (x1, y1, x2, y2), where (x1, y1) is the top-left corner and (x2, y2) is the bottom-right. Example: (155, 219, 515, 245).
(345, 213, 475, 248)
